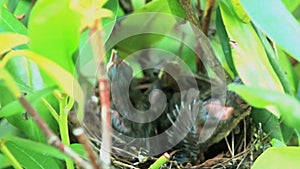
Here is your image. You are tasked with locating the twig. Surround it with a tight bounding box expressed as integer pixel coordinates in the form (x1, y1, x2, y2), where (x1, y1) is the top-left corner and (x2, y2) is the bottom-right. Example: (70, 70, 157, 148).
(178, 0, 200, 28)
(69, 112, 101, 169)
(73, 128, 101, 169)
(196, 0, 203, 23)
(112, 158, 140, 169)
(225, 136, 233, 156)
(18, 96, 92, 168)
(202, 0, 215, 35)
(243, 118, 247, 151)
(178, 0, 202, 72)
(231, 132, 235, 157)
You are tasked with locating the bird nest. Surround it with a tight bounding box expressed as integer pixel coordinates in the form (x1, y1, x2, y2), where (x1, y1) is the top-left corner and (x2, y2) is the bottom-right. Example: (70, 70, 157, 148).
(79, 56, 266, 169)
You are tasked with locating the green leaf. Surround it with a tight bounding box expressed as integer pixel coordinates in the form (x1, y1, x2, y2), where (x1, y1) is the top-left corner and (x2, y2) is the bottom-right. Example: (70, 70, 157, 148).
(103, 0, 118, 43)
(13, 0, 32, 26)
(7, 137, 67, 160)
(228, 84, 300, 129)
(3, 50, 84, 121)
(0, 153, 10, 168)
(0, 84, 58, 142)
(251, 109, 284, 142)
(132, 0, 145, 11)
(0, 86, 56, 118)
(240, 0, 300, 61)
(230, 0, 250, 23)
(271, 138, 286, 147)
(0, 6, 27, 34)
(3, 54, 59, 141)
(28, 0, 81, 73)
(135, 0, 170, 13)
(5, 0, 17, 13)
(211, 39, 234, 79)
(215, 7, 237, 77)
(5, 138, 64, 169)
(282, 0, 300, 13)
(167, 0, 186, 18)
(0, 119, 20, 139)
(252, 147, 300, 169)
(0, 68, 22, 98)
(254, 27, 294, 95)
(5, 56, 44, 93)
(70, 143, 88, 160)
(114, 0, 175, 56)
(277, 46, 298, 93)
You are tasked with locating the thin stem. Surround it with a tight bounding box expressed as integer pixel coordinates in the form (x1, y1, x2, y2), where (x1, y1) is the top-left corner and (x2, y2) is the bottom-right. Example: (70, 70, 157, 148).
(41, 98, 59, 121)
(73, 128, 101, 169)
(0, 141, 23, 169)
(59, 96, 74, 169)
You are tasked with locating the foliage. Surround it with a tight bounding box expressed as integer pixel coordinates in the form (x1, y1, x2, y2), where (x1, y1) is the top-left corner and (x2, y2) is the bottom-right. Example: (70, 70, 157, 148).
(0, 0, 300, 168)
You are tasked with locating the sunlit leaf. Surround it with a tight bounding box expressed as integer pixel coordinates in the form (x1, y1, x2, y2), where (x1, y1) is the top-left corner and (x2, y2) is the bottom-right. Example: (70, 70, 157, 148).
(70, 0, 113, 30)
(252, 147, 300, 169)
(0, 33, 28, 55)
(230, 0, 250, 23)
(219, 0, 283, 116)
(219, 0, 283, 92)
(3, 50, 84, 121)
(240, 0, 300, 61)
(28, 0, 81, 73)
(76, 0, 118, 73)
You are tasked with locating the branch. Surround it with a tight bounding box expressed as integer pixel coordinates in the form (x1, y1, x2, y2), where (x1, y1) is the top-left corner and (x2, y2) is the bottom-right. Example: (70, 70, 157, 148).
(89, 20, 112, 166)
(178, 0, 225, 86)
